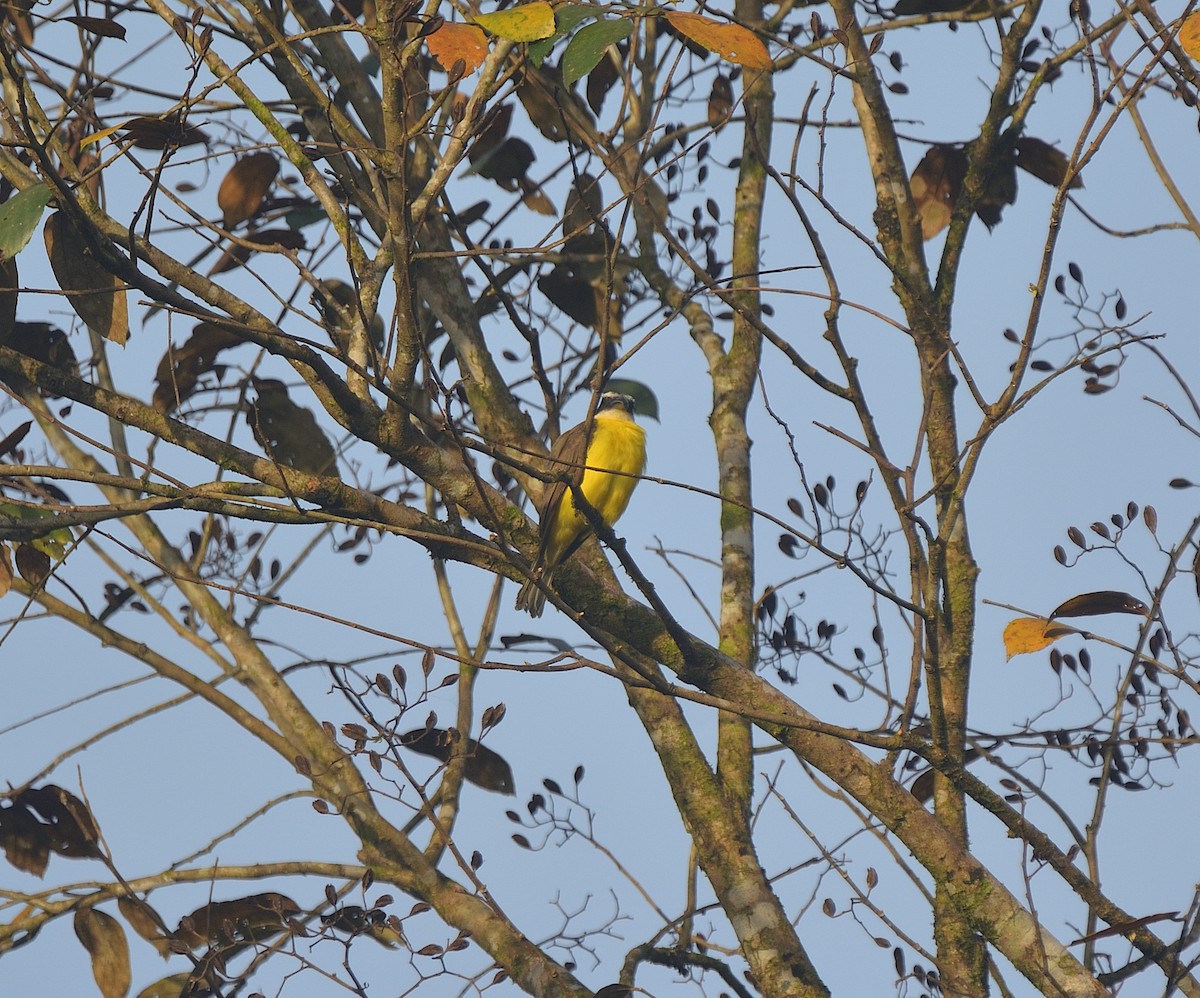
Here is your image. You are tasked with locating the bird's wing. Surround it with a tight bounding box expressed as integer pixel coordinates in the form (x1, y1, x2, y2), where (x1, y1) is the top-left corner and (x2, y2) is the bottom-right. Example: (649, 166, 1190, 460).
(531, 421, 590, 568)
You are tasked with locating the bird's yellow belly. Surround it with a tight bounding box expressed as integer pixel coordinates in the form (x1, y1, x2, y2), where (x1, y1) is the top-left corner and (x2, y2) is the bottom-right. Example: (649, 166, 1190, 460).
(551, 421, 646, 550)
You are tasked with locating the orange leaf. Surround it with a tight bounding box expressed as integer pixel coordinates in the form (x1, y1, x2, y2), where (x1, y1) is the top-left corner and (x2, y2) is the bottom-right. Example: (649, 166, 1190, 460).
(665, 12, 771, 70)
(1178, 12, 1200, 61)
(1003, 617, 1061, 659)
(426, 22, 490, 75)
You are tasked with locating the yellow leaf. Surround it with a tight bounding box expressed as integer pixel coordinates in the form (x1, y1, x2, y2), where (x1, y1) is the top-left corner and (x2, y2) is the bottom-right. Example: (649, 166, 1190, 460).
(1178, 12, 1200, 61)
(1003, 617, 1063, 659)
(0, 543, 12, 599)
(665, 12, 772, 70)
(79, 122, 126, 149)
(426, 22, 490, 75)
(474, 2, 555, 42)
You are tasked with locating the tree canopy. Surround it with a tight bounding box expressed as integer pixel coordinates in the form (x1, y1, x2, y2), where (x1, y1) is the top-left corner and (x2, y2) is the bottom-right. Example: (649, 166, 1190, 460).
(1, 0, 1199, 996)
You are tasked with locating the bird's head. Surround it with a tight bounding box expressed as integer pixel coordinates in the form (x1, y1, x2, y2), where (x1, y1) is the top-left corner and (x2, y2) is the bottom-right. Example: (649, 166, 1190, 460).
(597, 392, 637, 417)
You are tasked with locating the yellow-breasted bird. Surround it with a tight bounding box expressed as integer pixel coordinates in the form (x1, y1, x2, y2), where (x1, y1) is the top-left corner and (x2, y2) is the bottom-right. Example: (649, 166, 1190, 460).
(515, 392, 646, 617)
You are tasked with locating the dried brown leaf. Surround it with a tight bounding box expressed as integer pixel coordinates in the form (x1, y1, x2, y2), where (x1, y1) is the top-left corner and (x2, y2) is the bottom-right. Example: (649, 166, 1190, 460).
(14, 542, 50, 586)
(708, 74, 734, 129)
(400, 727, 515, 794)
(1015, 137, 1082, 189)
(152, 322, 241, 413)
(910, 145, 966, 240)
(0, 322, 78, 397)
(586, 48, 619, 115)
(209, 227, 305, 275)
(245, 379, 338, 476)
(74, 908, 132, 998)
(173, 893, 299, 949)
(0, 792, 50, 874)
(64, 15, 126, 39)
(217, 152, 279, 228)
(44, 212, 129, 345)
(119, 115, 208, 149)
(0, 257, 16, 342)
(117, 895, 172, 959)
(1049, 590, 1149, 620)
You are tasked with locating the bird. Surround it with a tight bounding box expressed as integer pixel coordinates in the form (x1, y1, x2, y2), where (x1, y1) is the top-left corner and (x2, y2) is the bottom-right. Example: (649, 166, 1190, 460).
(515, 392, 647, 617)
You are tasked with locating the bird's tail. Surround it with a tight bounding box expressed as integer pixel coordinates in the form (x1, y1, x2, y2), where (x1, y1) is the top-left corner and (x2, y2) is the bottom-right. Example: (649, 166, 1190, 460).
(515, 575, 548, 617)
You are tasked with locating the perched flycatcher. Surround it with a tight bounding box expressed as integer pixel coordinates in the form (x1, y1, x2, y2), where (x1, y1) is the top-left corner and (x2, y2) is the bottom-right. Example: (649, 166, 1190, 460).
(515, 392, 646, 617)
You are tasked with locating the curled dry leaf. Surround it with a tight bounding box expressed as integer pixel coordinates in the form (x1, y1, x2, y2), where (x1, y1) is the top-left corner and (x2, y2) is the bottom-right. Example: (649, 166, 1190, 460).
(152, 322, 242, 413)
(521, 182, 555, 216)
(518, 70, 591, 144)
(43, 212, 129, 345)
(117, 895, 173, 959)
(209, 227, 305, 275)
(910, 145, 966, 240)
(218, 152, 279, 228)
(0, 322, 78, 397)
(538, 266, 597, 327)
(118, 114, 208, 149)
(0, 784, 104, 874)
(64, 15, 126, 39)
(0, 794, 50, 875)
(1049, 590, 1149, 619)
(1015, 137, 1082, 189)
(74, 908, 132, 998)
(400, 727, 516, 794)
(173, 893, 299, 949)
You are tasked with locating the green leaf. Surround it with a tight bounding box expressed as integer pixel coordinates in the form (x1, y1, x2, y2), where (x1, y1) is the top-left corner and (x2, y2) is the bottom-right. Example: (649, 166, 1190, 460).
(0, 184, 52, 263)
(528, 3, 601, 64)
(561, 19, 631, 87)
(0, 502, 73, 557)
(136, 973, 191, 998)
